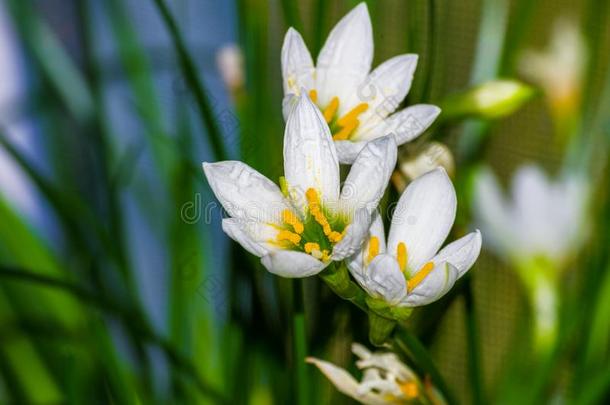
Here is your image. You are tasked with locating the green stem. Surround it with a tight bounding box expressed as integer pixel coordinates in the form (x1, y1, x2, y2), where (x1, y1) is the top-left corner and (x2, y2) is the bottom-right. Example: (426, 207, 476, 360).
(463, 278, 485, 405)
(150, 0, 228, 161)
(293, 280, 309, 405)
(393, 325, 457, 405)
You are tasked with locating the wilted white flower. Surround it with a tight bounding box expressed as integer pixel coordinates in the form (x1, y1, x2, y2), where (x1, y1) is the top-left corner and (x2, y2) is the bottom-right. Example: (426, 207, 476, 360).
(399, 141, 455, 181)
(281, 2, 440, 164)
(307, 343, 445, 405)
(347, 168, 482, 307)
(203, 93, 396, 278)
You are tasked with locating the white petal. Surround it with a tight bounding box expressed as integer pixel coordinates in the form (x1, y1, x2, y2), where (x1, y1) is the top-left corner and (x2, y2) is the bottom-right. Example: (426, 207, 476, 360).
(281, 28, 315, 95)
(511, 165, 553, 253)
(431, 230, 482, 277)
(347, 212, 386, 286)
(473, 168, 520, 257)
(284, 93, 340, 209)
(401, 262, 459, 306)
(340, 136, 397, 213)
(222, 218, 276, 257)
(260, 250, 327, 278)
(348, 54, 418, 128)
(388, 168, 457, 274)
(356, 104, 441, 143)
(334, 139, 368, 164)
(332, 207, 373, 261)
(307, 358, 385, 405)
(282, 93, 298, 121)
(364, 254, 407, 305)
(203, 161, 290, 223)
(316, 3, 373, 109)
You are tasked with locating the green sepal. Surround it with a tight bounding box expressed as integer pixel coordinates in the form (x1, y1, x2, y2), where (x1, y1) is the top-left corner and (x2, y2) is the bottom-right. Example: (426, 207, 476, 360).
(368, 310, 397, 347)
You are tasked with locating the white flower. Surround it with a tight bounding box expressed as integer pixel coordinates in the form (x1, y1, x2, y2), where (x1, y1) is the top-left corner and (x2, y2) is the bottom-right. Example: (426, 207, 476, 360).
(519, 18, 585, 119)
(281, 2, 440, 164)
(346, 168, 482, 306)
(203, 93, 396, 278)
(307, 343, 444, 405)
(473, 165, 588, 269)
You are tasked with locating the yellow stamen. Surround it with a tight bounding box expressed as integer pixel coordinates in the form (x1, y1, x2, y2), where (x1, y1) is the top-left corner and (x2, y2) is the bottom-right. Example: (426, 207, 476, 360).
(396, 242, 407, 272)
(321, 250, 331, 261)
(407, 262, 435, 292)
(308, 89, 317, 103)
(337, 103, 369, 127)
(399, 381, 419, 399)
(328, 231, 343, 243)
(367, 236, 380, 263)
(322, 97, 339, 123)
(332, 119, 359, 141)
(282, 209, 304, 234)
(304, 242, 320, 254)
(305, 188, 342, 243)
(276, 230, 301, 245)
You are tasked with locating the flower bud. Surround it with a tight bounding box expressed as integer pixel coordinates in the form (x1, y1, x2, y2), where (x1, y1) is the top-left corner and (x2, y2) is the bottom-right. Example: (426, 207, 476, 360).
(441, 79, 534, 120)
(216, 44, 244, 97)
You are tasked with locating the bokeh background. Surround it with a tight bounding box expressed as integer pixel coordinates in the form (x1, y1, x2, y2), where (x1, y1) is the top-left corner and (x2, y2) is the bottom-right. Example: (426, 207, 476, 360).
(0, 0, 609, 404)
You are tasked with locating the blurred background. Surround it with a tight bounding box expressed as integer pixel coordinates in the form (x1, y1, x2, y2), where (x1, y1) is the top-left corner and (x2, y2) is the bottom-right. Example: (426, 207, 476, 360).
(0, 0, 609, 403)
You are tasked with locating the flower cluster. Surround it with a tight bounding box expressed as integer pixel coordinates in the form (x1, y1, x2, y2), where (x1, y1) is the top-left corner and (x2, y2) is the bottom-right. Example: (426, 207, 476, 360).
(203, 2, 481, 312)
(203, 2, 482, 399)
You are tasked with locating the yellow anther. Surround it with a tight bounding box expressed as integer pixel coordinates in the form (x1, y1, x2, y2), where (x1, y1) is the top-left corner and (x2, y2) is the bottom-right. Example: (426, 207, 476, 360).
(367, 236, 380, 263)
(305, 187, 343, 244)
(399, 380, 419, 399)
(332, 119, 359, 141)
(396, 242, 407, 272)
(322, 97, 340, 123)
(337, 103, 369, 127)
(304, 242, 321, 253)
(321, 250, 331, 261)
(305, 188, 319, 205)
(309, 89, 317, 103)
(282, 209, 304, 234)
(328, 231, 343, 243)
(276, 230, 301, 245)
(407, 262, 435, 292)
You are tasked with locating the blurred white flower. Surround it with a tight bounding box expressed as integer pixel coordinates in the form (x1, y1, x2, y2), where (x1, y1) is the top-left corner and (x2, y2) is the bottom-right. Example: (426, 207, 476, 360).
(281, 2, 440, 163)
(474, 165, 588, 270)
(519, 19, 585, 127)
(307, 343, 445, 405)
(473, 165, 588, 350)
(203, 93, 395, 278)
(216, 44, 244, 96)
(347, 168, 482, 307)
(399, 141, 455, 181)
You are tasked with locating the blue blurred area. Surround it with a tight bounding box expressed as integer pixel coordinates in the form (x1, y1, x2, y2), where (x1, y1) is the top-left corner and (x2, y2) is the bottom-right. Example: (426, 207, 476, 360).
(0, 0, 238, 330)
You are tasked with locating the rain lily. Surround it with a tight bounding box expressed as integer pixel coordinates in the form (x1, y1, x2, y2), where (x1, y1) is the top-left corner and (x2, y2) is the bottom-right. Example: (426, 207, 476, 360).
(281, 2, 440, 164)
(474, 165, 588, 273)
(474, 165, 588, 349)
(519, 19, 585, 137)
(203, 93, 396, 278)
(347, 168, 482, 308)
(307, 343, 446, 405)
